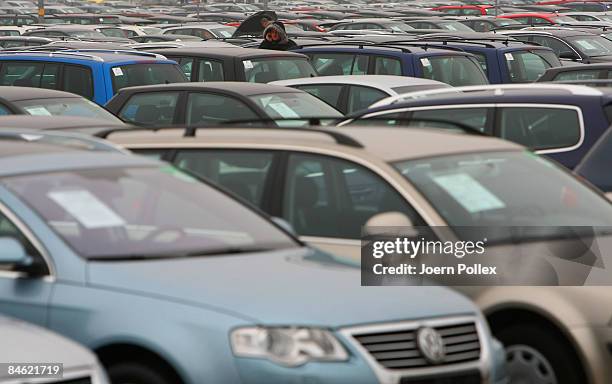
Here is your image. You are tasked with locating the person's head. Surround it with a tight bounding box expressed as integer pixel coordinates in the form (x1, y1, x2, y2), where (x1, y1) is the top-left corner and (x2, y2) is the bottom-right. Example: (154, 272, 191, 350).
(265, 27, 280, 42)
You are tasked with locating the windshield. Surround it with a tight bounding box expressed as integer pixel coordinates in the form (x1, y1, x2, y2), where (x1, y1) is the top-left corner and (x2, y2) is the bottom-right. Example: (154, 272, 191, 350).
(4, 166, 297, 259)
(394, 151, 612, 237)
(386, 22, 414, 32)
(420, 55, 489, 86)
(551, 15, 579, 24)
(437, 21, 474, 31)
(111, 63, 188, 93)
(244, 58, 316, 83)
(567, 35, 612, 56)
(249, 92, 342, 122)
(599, 15, 612, 23)
(209, 26, 236, 38)
(15, 98, 123, 122)
(497, 18, 521, 25)
(66, 30, 105, 38)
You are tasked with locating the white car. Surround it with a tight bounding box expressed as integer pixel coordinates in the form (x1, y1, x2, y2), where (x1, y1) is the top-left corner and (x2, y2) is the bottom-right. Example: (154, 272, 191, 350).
(271, 75, 450, 114)
(0, 314, 108, 383)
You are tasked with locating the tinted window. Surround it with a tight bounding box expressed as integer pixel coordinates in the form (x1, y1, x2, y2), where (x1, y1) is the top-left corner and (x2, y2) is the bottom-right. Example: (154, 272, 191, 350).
(505, 50, 553, 82)
(499, 107, 581, 150)
(529, 35, 573, 57)
(347, 85, 388, 113)
(296, 84, 343, 111)
(174, 57, 194, 79)
(554, 69, 602, 81)
(576, 125, 612, 190)
(197, 59, 224, 82)
(118, 92, 179, 126)
(0, 104, 10, 115)
(244, 58, 316, 83)
(111, 64, 187, 93)
(284, 153, 423, 239)
(309, 53, 367, 76)
(0, 210, 41, 271)
(186, 92, 258, 125)
(567, 35, 612, 57)
(40, 63, 59, 89)
(411, 107, 490, 133)
(174, 150, 274, 206)
(420, 55, 488, 86)
(62, 65, 93, 100)
(373, 56, 402, 76)
(0, 61, 42, 87)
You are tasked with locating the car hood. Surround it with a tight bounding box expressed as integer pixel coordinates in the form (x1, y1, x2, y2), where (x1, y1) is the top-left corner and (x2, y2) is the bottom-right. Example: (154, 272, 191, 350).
(87, 247, 476, 327)
(0, 315, 96, 369)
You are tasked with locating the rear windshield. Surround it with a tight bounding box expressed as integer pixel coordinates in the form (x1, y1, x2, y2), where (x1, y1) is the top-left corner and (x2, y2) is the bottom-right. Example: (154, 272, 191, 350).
(567, 35, 612, 57)
(111, 63, 187, 93)
(243, 58, 316, 83)
(15, 97, 123, 123)
(420, 55, 489, 86)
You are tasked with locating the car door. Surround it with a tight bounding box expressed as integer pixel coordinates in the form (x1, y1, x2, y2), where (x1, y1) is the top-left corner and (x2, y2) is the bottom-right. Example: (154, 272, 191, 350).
(0, 201, 53, 327)
(280, 152, 425, 259)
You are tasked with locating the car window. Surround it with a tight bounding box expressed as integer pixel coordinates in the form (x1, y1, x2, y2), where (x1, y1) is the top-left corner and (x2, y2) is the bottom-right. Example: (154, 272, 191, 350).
(373, 56, 402, 76)
(283, 153, 423, 239)
(0, 104, 9, 115)
(347, 85, 388, 113)
(410, 107, 490, 133)
(470, 52, 488, 73)
(174, 150, 274, 206)
(529, 35, 573, 56)
(40, 63, 59, 89)
(118, 92, 179, 126)
(554, 69, 602, 81)
(62, 65, 93, 100)
(499, 107, 581, 150)
(0, 61, 42, 87)
(531, 17, 552, 25)
(174, 57, 194, 79)
(567, 35, 612, 57)
(464, 8, 482, 15)
(186, 92, 258, 126)
(295, 84, 343, 111)
(576, 122, 612, 190)
(15, 97, 121, 122)
(309, 53, 355, 76)
(0, 210, 42, 271)
(505, 50, 553, 82)
(249, 92, 342, 123)
(197, 59, 224, 82)
(244, 58, 316, 83)
(420, 55, 488, 86)
(111, 63, 187, 93)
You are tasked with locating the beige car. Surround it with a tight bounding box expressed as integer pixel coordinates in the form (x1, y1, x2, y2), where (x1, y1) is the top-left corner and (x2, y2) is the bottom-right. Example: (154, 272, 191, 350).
(106, 126, 612, 384)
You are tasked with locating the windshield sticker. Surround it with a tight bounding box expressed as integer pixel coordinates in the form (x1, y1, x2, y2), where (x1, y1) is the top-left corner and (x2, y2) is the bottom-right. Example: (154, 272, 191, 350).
(268, 102, 300, 118)
(48, 190, 126, 229)
(505, 53, 514, 61)
(432, 173, 506, 213)
(420, 58, 431, 67)
(112, 67, 124, 76)
(23, 106, 52, 116)
(243, 60, 254, 69)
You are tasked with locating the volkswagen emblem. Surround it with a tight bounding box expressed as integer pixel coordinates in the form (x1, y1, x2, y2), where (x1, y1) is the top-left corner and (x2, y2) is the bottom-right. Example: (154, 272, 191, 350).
(417, 327, 446, 364)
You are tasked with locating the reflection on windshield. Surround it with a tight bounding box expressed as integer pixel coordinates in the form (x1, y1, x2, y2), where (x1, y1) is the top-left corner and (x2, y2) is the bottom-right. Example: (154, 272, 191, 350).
(4, 166, 297, 259)
(16, 98, 123, 122)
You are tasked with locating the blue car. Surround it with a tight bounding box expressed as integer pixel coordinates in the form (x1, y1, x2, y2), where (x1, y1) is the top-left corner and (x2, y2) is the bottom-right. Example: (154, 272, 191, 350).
(343, 83, 612, 169)
(0, 50, 188, 105)
(294, 44, 490, 87)
(0, 138, 507, 384)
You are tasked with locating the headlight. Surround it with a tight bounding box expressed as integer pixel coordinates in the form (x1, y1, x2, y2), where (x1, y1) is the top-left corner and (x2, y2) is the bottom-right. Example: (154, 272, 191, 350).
(230, 326, 349, 367)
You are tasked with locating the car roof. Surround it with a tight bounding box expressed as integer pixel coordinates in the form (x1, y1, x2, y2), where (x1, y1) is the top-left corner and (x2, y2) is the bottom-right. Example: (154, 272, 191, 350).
(502, 28, 595, 36)
(0, 86, 82, 101)
(149, 46, 308, 59)
(270, 75, 448, 89)
(116, 81, 304, 96)
(107, 126, 522, 163)
(0, 50, 174, 63)
(296, 44, 467, 55)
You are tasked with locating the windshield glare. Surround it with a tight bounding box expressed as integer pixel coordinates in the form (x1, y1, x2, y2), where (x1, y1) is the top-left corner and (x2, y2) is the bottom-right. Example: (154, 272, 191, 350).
(111, 63, 188, 92)
(394, 151, 612, 240)
(420, 55, 489, 86)
(16, 98, 123, 122)
(4, 166, 297, 259)
(249, 92, 342, 124)
(244, 58, 316, 83)
(567, 35, 612, 56)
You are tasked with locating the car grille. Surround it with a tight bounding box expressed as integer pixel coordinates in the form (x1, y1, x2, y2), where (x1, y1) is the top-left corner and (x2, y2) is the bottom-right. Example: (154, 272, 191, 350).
(55, 378, 91, 384)
(400, 370, 481, 384)
(353, 321, 481, 370)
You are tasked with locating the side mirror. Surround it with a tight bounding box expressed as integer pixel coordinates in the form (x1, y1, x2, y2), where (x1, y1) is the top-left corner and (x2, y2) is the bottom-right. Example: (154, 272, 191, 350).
(0, 237, 32, 267)
(559, 51, 580, 61)
(271, 217, 297, 236)
(364, 212, 418, 237)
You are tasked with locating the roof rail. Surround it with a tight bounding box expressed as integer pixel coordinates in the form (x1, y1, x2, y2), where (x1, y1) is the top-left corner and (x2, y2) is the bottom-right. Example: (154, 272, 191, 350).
(338, 117, 489, 137)
(95, 121, 364, 148)
(373, 41, 467, 53)
(368, 83, 604, 108)
(0, 50, 105, 61)
(62, 49, 168, 59)
(295, 41, 417, 53)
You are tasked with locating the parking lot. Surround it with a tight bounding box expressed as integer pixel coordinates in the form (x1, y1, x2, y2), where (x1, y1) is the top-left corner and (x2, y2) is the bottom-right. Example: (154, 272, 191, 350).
(0, 0, 612, 383)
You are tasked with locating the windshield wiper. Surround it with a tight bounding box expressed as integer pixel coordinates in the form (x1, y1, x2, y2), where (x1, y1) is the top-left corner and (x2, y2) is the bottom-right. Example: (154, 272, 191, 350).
(88, 246, 277, 261)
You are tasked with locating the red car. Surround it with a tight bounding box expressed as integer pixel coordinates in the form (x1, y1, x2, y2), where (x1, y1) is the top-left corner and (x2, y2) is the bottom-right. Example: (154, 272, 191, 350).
(498, 12, 578, 24)
(431, 5, 496, 15)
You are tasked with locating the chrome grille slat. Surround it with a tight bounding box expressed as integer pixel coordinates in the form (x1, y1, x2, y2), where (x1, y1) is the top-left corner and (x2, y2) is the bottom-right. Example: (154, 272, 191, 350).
(352, 321, 481, 370)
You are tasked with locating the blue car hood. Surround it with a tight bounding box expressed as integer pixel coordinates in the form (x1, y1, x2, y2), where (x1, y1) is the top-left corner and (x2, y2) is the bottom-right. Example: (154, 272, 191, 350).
(87, 247, 476, 327)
